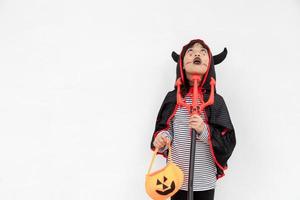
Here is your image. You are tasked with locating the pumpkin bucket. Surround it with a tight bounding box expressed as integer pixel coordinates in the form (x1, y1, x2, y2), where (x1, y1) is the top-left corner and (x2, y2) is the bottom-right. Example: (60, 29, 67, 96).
(145, 143, 184, 200)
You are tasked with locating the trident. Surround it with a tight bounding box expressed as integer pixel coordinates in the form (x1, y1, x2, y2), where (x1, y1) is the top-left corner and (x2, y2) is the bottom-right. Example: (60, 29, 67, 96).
(176, 75, 216, 200)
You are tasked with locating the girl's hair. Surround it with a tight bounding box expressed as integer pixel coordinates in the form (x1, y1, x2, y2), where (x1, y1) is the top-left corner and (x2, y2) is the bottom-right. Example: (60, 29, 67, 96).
(180, 70, 190, 98)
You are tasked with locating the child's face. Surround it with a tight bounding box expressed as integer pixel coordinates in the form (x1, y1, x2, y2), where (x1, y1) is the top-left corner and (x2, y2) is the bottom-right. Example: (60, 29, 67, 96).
(183, 42, 209, 84)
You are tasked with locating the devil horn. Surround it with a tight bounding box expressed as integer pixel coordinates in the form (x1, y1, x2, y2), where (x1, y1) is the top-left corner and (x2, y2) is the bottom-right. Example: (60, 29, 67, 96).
(213, 48, 227, 65)
(172, 51, 179, 63)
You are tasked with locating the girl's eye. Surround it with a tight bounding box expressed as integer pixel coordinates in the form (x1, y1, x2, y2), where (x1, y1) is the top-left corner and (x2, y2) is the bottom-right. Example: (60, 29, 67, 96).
(201, 49, 207, 53)
(187, 49, 193, 52)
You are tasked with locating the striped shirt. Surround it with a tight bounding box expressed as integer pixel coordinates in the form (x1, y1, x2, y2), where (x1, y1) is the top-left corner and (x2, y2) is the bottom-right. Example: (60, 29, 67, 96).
(157, 93, 217, 191)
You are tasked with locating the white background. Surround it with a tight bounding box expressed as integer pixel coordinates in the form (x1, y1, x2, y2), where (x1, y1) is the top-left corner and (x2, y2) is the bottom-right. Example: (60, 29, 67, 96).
(0, 0, 300, 199)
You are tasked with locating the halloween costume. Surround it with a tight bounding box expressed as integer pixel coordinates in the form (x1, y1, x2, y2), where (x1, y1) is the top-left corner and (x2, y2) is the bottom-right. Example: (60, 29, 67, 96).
(150, 39, 236, 187)
(156, 94, 217, 192)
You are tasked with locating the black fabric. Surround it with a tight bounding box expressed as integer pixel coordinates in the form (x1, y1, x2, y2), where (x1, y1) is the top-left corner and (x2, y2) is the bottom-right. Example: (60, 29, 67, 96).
(171, 189, 215, 200)
(150, 39, 236, 178)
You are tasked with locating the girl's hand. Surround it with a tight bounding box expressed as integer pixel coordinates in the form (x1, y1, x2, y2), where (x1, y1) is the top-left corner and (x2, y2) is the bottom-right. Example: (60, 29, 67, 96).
(189, 114, 205, 133)
(153, 133, 170, 149)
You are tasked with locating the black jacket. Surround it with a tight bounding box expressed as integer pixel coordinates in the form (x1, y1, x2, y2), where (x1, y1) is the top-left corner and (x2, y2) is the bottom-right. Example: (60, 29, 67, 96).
(150, 39, 236, 179)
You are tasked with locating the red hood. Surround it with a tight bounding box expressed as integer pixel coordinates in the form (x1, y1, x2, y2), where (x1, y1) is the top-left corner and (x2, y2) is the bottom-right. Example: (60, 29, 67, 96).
(172, 39, 228, 92)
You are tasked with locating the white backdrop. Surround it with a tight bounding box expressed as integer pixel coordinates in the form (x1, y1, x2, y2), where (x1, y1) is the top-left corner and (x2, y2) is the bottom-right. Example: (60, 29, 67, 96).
(0, 0, 300, 199)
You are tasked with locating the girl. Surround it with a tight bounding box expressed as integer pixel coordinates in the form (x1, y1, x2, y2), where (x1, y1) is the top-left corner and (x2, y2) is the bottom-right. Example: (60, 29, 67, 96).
(151, 39, 236, 200)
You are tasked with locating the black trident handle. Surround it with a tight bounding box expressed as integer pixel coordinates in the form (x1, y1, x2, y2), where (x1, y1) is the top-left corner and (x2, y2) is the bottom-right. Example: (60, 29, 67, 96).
(187, 129, 197, 200)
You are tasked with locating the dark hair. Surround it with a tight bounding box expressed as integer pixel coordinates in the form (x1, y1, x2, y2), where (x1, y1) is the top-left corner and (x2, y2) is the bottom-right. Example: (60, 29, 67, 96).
(180, 69, 190, 98)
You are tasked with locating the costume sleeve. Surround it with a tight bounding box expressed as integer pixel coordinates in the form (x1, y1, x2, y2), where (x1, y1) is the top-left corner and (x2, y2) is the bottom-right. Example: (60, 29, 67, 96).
(150, 91, 176, 158)
(208, 95, 236, 166)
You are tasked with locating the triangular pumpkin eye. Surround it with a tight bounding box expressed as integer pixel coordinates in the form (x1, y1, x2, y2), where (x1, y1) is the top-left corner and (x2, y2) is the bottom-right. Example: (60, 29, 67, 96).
(164, 176, 167, 182)
(156, 179, 162, 185)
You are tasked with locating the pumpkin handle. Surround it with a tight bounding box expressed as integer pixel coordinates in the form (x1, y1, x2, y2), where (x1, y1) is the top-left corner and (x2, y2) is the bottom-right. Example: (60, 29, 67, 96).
(147, 143, 172, 175)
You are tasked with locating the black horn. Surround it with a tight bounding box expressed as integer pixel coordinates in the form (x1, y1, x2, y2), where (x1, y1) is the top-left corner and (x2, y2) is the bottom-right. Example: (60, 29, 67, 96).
(172, 51, 179, 63)
(213, 48, 227, 65)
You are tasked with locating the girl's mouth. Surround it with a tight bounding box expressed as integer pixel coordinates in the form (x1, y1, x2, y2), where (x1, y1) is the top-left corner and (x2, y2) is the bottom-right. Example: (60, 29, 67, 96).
(193, 57, 202, 65)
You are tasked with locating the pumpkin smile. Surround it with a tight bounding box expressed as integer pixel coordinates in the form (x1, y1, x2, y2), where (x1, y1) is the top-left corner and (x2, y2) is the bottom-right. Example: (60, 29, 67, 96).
(155, 180, 176, 195)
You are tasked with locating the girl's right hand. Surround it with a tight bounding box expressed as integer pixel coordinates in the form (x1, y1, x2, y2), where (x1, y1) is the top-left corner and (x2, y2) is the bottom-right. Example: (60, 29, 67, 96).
(153, 133, 170, 149)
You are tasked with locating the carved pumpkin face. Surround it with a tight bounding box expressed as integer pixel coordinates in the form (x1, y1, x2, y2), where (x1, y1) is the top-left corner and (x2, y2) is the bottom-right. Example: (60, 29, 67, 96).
(155, 176, 176, 195)
(145, 162, 184, 200)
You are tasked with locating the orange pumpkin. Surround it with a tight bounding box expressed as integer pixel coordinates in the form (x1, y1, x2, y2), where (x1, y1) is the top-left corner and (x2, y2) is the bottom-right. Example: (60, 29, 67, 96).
(145, 144, 184, 200)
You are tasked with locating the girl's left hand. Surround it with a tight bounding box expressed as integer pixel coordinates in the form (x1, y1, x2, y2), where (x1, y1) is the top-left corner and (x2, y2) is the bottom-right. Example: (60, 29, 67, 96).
(189, 114, 205, 133)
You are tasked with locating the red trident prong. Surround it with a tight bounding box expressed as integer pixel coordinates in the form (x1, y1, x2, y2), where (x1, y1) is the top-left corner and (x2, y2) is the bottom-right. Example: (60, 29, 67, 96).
(200, 77, 216, 111)
(176, 76, 216, 116)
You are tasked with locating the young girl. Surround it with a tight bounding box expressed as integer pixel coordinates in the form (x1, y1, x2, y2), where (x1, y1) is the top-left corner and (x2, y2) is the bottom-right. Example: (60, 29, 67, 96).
(150, 39, 236, 200)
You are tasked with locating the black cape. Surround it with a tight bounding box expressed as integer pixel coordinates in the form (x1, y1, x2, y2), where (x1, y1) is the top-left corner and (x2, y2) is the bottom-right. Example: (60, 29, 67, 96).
(150, 39, 236, 179)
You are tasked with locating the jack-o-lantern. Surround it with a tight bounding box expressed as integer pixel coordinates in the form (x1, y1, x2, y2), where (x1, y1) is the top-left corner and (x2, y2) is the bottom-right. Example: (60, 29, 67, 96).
(145, 144, 184, 200)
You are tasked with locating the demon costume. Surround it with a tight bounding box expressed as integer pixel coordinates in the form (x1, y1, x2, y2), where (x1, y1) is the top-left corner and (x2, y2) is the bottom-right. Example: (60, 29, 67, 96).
(150, 39, 236, 181)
